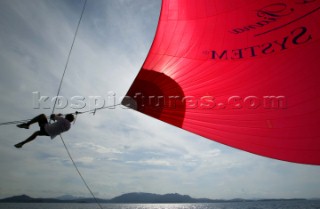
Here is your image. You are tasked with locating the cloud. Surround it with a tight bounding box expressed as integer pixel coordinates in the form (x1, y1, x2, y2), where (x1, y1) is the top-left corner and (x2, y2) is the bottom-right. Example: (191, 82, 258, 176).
(75, 156, 94, 165)
(75, 142, 123, 154)
(126, 159, 172, 167)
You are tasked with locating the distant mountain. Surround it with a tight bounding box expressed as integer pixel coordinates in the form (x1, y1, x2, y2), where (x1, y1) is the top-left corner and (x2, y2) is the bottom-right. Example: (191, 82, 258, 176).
(110, 192, 196, 203)
(0, 194, 63, 203)
(0, 195, 33, 202)
(56, 195, 83, 200)
(0, 193, 311, 204)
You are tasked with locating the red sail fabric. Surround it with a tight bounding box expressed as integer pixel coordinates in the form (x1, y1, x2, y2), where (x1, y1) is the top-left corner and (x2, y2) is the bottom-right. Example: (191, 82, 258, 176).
(122, 0, 320, 165)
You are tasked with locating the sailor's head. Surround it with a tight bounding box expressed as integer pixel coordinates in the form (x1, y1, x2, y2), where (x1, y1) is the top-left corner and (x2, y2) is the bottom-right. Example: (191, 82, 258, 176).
(65, 114, 75, 122)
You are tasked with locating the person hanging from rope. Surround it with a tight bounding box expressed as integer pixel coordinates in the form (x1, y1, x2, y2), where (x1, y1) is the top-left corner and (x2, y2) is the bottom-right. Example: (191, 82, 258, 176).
(14, 113, 75, 148)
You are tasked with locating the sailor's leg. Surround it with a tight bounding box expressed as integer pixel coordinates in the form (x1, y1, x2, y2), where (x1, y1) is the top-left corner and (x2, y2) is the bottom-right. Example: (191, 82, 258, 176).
(14, 131, 41, 148)
(17, 114, 47, 129)
(27, 114, 47, 126)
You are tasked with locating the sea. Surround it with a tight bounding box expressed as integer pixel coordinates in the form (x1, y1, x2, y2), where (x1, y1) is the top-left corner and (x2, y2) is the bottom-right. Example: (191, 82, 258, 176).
(1, 201, 320, 209)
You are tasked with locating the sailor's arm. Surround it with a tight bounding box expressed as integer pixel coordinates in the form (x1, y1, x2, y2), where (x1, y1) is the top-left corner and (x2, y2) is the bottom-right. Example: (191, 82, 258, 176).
(50, 113, 63, 121)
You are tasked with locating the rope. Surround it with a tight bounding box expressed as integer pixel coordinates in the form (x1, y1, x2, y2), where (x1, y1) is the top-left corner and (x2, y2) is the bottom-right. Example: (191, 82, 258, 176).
(51, 0, 87, 118)
(0, 119, 32, 126)
(60, 134, 104, 209)
(74, 103, 122, 115)
(48, 1, 103, 208)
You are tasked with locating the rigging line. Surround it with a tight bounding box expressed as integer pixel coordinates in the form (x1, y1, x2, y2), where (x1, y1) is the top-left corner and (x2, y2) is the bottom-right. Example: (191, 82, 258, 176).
(1, 115, 54, 126)
(47, 1, 104, 208)
(0, 117, 50, 126)
(51, 0, 87, 117)
(75, 103, 122, 115)
(0, 119, 31, 126)
(59, 134, 104, 209)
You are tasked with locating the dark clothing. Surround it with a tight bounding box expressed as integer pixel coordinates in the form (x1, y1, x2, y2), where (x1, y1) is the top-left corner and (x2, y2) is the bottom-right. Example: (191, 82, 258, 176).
(29, 114, 49, 136)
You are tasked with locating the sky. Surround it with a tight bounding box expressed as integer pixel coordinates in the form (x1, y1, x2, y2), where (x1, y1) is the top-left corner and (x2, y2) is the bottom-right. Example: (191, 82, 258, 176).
(0, 0, 320, 200)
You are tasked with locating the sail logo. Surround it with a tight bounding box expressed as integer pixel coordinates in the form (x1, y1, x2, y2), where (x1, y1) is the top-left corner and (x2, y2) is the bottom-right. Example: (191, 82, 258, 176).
(209, 0, 319, 60)
(229, 0, 318, 36)
(211, 26, 312, 60)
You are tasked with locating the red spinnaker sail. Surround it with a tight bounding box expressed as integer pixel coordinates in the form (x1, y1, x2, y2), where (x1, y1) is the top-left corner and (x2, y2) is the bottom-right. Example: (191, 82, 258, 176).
(122, 0, 320, 165)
